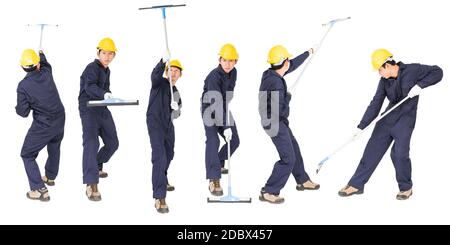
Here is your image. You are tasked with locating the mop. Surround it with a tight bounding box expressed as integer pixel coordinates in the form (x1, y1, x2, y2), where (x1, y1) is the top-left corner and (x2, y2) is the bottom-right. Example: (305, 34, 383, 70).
(207, 110, 251, 203)
(316, 96, 411, 174)
(139, 4, 186, 105)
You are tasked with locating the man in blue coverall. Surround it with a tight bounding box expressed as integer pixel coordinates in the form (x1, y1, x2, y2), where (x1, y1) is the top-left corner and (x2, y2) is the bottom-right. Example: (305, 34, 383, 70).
(147, 55, 183, 214)
(78, 38, 119, 201)
(16, 49, 65, 201)
(258, 45, 319, 204)
(201, 43, 240, 196)
(338, 49, 443, 200)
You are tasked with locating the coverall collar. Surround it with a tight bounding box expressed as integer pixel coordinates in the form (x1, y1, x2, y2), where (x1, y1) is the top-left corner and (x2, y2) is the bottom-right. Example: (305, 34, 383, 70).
(217, 64, 234, 78)
(25, 69, 39, 79)
(267, 68, 284, 79)
(95, 59, 110, 71)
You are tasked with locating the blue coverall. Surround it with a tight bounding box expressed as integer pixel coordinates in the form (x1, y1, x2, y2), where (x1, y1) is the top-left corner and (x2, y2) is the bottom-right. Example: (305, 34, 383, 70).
(348, 62, 443, 191)
(147, 60, 182, 199)
(16, 52, 65, 191)
(258, 51, 311, 195)
(79, 59, 119, 184)
(201, 65, 240, 180)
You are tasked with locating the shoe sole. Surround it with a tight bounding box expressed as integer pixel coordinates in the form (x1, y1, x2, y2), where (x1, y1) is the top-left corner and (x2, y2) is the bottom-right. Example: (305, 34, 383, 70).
(26, 193, 50, 202)
(259, 194, 284, 204)
(167, 187, 175, 191)
(208, 184, 223, 196)
(156, 208, 169, 214)
(338, 189, 364, 197)
(210, 191, 223, 196)
(99, 174, 108, 178)
(296, 185, 320, 191)
(396, 191, 413, 200)
(42, 177, 55, 186)
(86, 192, 102, 201)
(87, 196, 102, 201)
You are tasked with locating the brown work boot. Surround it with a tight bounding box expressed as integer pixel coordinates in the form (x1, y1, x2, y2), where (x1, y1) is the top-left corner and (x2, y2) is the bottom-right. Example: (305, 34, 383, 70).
(338, 185, 363, 197)
(42, 176, 55, 186)
(86, 184, 102, 201)
(396, 189, 413, 200)
(166, 183, 175, 192)
(221, 167, 228, 174)
(296, 180, 320, 191)
(99, 170, 108, 178)
(155, 199, 169, 213)
(259, 188, 284, 204)
(208, 179, 223, 196)
(26, 187, 50, 202)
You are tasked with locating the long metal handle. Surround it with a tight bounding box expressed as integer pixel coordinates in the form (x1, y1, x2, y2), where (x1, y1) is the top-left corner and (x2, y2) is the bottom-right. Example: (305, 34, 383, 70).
(226, 110, 232, 196)
(289, 17, 350, 93)
(316, 96, 410, 173)
(161, 8, 175, 103)
(39, 25, 44, 50)
(289, 23, 334, 93)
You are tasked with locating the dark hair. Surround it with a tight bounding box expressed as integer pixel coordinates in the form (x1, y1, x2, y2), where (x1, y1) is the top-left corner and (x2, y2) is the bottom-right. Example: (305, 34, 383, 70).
(166, 66, 182, 72)
(381, 59, 396, 68)
(270, 59, 288, 70)
(22, 66, 37, 72)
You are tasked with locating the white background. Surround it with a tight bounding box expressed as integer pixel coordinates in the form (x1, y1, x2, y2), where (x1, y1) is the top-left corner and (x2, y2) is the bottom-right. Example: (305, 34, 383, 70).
(0, 0, 448, 224)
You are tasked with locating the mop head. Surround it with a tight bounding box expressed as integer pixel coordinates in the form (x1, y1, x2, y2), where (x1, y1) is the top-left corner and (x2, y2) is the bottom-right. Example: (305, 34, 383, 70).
(207, 195, 252, 203)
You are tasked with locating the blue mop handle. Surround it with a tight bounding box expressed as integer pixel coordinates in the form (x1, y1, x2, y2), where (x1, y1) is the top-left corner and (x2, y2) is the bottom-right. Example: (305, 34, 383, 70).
(316, 157, 328, 174)
(289, 23, 333, 92)
(316, 96, 410, 174)
(39, 24, 44, 50)
(226, 109, 232, 196)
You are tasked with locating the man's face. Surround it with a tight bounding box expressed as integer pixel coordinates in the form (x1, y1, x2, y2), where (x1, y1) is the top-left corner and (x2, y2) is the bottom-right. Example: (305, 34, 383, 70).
(283, 59, 290, 72)
(219, 58, 237, 73)
(378, 63, 398, 79)
(378, 66, 390, 79)
(166, 67, 182, 85)
(98, 50, 116, 67)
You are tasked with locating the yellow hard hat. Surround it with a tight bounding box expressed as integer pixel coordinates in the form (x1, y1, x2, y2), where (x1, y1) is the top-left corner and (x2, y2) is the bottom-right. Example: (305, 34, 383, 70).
(267, 45, 292, 65)
(167, 59, 183, 71)
(371, 49, 393, 70)
(218, 43, 239, 60)
(20, 49, 40, 67)
(97, 37, 117, 52)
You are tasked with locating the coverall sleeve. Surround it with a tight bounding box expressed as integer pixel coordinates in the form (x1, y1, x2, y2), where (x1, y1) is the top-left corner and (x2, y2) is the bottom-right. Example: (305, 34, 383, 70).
(205, 73, 228, 128)
(83, 66, 107, 99)
(151, 59, 166, 87)
(416, 64, 443, 88)
(16, 87, 31, 117)
(286, 51, 310, 75)
(226, 70, 237, 111)
(105, 75, 111, 93)
(38, 51, 52, 73)
(358, 80, 386, 129)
